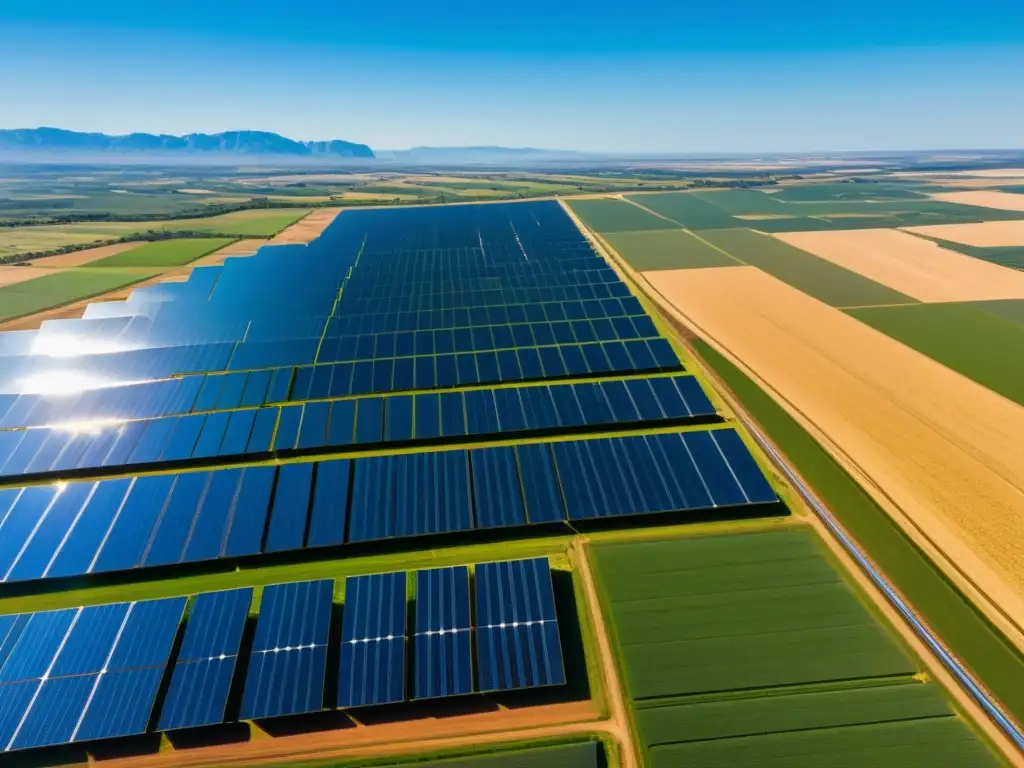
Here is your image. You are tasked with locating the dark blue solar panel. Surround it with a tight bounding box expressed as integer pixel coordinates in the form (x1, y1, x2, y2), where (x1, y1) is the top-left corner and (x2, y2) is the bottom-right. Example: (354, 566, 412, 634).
(338, 572, 406, 708)
(384, 395, 413, 442)
(223, 465, 275, 557)
(158, 588, 253, 730)
(413, 566, 472, 699)
(160, 413, 206, 461)
(471, 448, 526, 529)
(475, 558, 564, 692)
(191, 412, 230, 459)
(143, 471, 209, 567)
(46, 478, 131, 579)
(0, 608, 77, 683)
(239, 579, 333, 720)
(273, 404, 303, 451)
(414, 393, 440, 440)
(182, 468, 242, 563)
(220, 409, 257, 456)
(355, 397, 384, 444)
(5, 482, 93, 583)
(307, 459, 350, 548)
(247, 408, 279, 453)
(439, 392, 466, 437)
(298, 401, 330, 450)
(264, 463, 313, 553)
(710, 429, 777, 504)
(394, 452, 471, 538)
(327, 399, 355, 446)
(514, 444, 566, 524)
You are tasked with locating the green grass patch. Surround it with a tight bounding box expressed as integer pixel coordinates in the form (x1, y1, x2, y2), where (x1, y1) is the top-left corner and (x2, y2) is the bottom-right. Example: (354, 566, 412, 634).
(848, 302, 1024, 406)
(566, 199, 680, 233)
(649, 717, 1001, 768)
(594, 529, 916, 701)
(90, 237, 235, 267)
(697, 228, 917, 307)
(972, 299, 1024, 328)
(625, 193, 739, 230)
(155, 208, 310, 236)
(274, 739, 603, 768)
(637, 681, 952, 746)
(690, 337, 1024, 725)
(770, 182, 930, 203)
(0, 267, 160, 322)
(602, 229, 739, 270)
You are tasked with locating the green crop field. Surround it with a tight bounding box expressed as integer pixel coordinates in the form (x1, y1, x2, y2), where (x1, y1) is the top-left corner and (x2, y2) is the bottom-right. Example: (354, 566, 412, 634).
(0, 267, 161, 322)
(848, 303, 1024, 407)
(595, 529, 916, 701)
(150, 208, 311, 236)
(88, 237, 235, 267)
(625, 192, 740, 230)
(695, 228, 917, 307)
(601, 229, 739, 270)
(0, 209, 309, 260)
(650, 717, 999, 767)
(566, 199, 680, 233)
(972, 298, 1024, 328)
(690, 338, 1024, 727)
(770, 182, 931, 202)
(593, 527, 1002, 766)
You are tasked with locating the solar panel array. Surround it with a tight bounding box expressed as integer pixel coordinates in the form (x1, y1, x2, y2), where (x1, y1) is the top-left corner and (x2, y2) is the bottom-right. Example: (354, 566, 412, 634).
(0, 558, 565, 750)
(0, 201, 780, 589)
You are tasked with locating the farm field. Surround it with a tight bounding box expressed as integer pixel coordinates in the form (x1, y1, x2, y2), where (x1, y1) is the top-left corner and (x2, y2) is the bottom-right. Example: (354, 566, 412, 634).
(0, 238, 236, 322)
(0, 266, 162, 322)
(567, 199, 679, 232)
(775, 229, 1024, 302)
(902, 220, 1024, 246)
(0, 208, 310, 260)
(847, 303, 1024, 408)
(600, 229, 739, 270)
(641, 265, 1024, 635)
(693, 228, 916, 307)
(301, 740, 605, 768)
(689, 338, 1024, 731)
(911, 235, 1024, 270)
(593, 529, 1001, 767)
(932, 190, 1024, 212)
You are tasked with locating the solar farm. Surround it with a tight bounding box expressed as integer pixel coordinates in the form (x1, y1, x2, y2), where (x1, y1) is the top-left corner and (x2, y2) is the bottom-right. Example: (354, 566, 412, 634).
(0, 198, 1009, 766)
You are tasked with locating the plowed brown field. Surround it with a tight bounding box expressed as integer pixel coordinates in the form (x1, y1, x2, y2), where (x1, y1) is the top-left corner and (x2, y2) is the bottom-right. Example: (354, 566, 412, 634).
(269, 208, 342, 244)
(643, 266, 1024, 635)
(901, 220, 1024, 247)
(774, 229, 1024, 302)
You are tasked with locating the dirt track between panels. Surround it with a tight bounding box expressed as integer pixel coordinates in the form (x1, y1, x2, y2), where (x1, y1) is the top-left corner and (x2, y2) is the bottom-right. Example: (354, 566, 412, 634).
(269, 208, 342, 243)
(641, 266, 1024, 645)
(775, 228, 1024, 302)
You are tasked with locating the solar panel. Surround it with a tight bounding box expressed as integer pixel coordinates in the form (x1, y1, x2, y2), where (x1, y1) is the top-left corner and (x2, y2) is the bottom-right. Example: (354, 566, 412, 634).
(475, 558, 565, 692)
(1, 597, 186, 751)
(338, 572, 406, 708)
(413, 566, 472, 699)
(239, 579, 333, 720)
(158, 588, 254, 730)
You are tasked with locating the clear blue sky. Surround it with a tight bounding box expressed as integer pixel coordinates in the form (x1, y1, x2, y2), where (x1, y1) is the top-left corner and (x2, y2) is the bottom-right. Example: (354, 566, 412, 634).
(1, 0, 1022, 152)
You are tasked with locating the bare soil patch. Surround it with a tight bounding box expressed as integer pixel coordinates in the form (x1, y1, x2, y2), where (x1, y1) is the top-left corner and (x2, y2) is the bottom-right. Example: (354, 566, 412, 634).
(932, 191, 1024, 212)
(642, 266, 1024, 638)
(901, 220, 1024, 247)
(24, 241, 142, 268)
(775, 229, 1024, 302)
(269, 209, 342, 244)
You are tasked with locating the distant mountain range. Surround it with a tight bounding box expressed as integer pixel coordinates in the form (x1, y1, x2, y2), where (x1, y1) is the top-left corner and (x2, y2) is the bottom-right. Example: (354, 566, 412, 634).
(0, 128, 375, 158)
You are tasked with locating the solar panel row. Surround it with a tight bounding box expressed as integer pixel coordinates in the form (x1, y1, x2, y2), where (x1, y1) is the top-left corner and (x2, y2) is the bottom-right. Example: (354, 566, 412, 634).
(0, 373, 707, 483)
(0, 429, 777, 585)
(0, 597, 186, 752)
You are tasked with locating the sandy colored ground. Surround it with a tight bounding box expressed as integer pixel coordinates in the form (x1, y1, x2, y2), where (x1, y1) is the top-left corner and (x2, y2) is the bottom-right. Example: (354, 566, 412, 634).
(268, 208, 342, 244)
(932, 190, 1024, 212)
(775, 229, 1024, 302)
(901, 220, 1024, 247)
(642, 266, 1024, 641)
